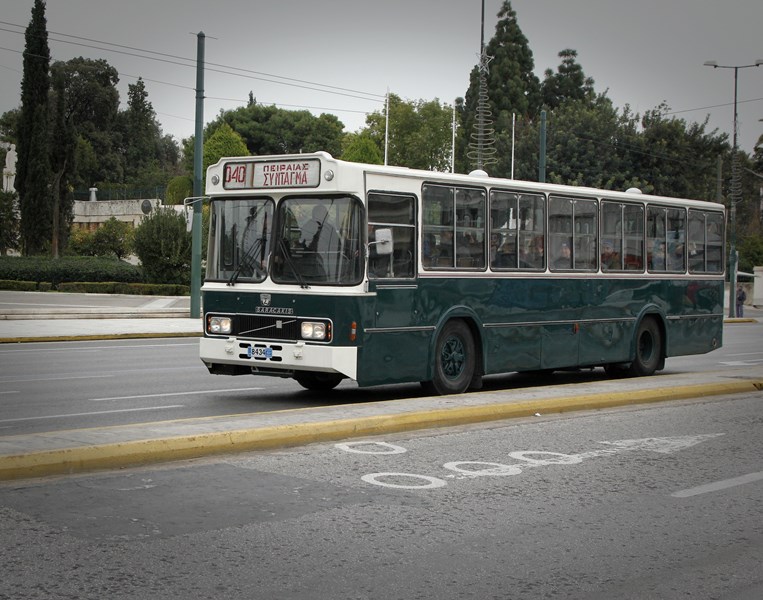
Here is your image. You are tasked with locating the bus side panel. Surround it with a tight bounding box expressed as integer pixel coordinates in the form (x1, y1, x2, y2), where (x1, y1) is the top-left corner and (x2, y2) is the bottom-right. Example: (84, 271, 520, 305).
(357, 331, 432, 386)
(666, 315, 724, 357)
(665, 278, 724, 356)
(541, 323, 580, 369)
(578, 320, 633, 366)
(483, 325, 541, 374)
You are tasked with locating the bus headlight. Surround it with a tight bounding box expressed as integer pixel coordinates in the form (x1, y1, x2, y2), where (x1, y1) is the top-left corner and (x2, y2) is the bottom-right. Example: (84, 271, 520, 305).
(301, 321, 327, 340)
(208, 315, 232, 335)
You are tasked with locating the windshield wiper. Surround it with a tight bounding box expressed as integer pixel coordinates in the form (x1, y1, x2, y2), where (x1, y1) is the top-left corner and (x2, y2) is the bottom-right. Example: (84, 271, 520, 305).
(278, 237, 309, 289)
(228, 236, 265, 286)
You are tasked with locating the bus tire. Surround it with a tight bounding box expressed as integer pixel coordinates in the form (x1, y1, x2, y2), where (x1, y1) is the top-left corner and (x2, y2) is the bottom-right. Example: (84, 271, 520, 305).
(294, 372, 342, 391)
(628, 317, 662, 377)
(422, 320, 476, 395)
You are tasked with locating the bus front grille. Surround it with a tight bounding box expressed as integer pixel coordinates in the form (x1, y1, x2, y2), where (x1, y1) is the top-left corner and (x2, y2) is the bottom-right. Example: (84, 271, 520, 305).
(234, 314, 299, 341)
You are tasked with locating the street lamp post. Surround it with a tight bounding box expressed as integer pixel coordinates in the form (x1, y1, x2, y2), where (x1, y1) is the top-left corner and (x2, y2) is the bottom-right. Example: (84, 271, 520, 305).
(703, 59, 763, 318)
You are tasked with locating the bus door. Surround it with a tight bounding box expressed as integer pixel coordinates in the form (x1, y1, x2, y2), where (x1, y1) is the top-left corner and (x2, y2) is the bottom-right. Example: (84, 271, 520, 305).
(361, 192, 426, 385)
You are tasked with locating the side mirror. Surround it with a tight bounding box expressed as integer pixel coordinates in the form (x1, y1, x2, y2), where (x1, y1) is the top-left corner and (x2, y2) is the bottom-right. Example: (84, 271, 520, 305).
(370, 228, 393, 255)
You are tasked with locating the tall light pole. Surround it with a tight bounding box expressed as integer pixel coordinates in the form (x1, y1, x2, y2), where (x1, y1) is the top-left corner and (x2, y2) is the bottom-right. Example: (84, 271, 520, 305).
(703, 59, 763, 317)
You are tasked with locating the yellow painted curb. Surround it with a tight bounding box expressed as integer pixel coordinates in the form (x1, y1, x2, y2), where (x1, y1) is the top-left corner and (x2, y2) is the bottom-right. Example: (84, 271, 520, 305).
(0, 332, 201, 344)
(1, 379, 761, 481)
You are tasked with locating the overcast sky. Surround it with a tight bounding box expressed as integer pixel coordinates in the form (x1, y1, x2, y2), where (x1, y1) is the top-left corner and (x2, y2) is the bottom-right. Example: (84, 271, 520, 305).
(1, 0, 762, 156)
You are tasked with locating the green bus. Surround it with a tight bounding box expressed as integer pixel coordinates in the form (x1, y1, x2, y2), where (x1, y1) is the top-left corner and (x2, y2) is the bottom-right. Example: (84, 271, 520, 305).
(199, 152, 725, 394)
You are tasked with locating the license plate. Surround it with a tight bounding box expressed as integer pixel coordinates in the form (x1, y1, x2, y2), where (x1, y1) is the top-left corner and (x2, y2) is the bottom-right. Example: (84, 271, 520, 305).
(248, 346, 273, 359)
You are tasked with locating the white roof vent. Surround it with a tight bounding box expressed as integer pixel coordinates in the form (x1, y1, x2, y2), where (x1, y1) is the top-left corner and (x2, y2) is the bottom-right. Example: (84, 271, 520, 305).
(469, 169, 489, 178)
(625, 187, 643, 194)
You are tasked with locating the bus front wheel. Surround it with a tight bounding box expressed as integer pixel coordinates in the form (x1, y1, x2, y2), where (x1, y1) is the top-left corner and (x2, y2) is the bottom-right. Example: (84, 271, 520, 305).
(294, 371, 342, 391)
(422, 320, 476, 396)
(628, 317, 662, 377)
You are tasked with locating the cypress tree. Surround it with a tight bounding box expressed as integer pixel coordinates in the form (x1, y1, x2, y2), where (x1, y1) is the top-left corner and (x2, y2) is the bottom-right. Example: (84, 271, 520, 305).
(16, 0, 52, 255)
(456, 1, 541, 174)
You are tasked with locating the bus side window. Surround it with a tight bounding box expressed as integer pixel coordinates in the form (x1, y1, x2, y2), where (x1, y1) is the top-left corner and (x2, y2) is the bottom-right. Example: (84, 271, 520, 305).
(368, 192, 416, 279)
(688, 209, 724, 274)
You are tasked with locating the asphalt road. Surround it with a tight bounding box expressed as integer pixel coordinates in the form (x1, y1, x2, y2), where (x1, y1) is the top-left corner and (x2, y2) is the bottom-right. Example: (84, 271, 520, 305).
(1, 390, 760, 599)
(1, 320, 761, 437)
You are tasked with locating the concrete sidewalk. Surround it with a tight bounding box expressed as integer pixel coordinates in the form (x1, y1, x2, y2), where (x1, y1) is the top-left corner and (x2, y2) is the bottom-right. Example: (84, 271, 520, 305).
(0, 290, 201, 341)
(0, 317, 202, 342)
(2, 366, 762, 482)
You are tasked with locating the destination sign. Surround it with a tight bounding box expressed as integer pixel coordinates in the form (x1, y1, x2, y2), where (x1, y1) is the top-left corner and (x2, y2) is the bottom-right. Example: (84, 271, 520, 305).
(223, 159, 321, 189)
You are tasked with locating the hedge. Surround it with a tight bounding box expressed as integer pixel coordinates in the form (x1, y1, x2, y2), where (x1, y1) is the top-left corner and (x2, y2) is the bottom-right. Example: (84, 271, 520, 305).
(56, 282, 189, 295)
(0, 279, 189, 295)
(0, 256, 143, 285)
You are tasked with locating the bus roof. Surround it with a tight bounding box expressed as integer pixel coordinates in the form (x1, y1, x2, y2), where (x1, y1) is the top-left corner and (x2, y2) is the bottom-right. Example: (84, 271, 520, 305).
(205, 152, 724, 210)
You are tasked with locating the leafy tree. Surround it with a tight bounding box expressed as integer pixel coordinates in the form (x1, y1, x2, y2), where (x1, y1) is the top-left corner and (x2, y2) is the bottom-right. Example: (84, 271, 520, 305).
(133, 207, 192, 284)
(165, 175, 193, 205)
(363, 94, 453, 171)
(186, 102, 345, 170)
(0, 109, 20, 144)
(341, 133, 383, 164)
(68, 219, 132, 259)
(541, 49, 595, 110)
(203, 122, 249, 175)
(16, 0, 52, 255)
(91, 217, 133, 259)
(634, 106, 726, 199)
(537, 95, 631, 188)
(52, 57, 122, 188)
(0, 190, 20, 255)
(737, 234, 763, 275)
(121, 78, 160, 183)
(118, 77, 181, 188)
(66, 227, 93, 256)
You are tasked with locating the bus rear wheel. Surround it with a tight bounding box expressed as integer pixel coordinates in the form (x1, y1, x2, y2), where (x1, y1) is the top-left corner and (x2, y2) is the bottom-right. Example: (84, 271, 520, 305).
(422, 320, 476, 396)
(628, 317, 662, 377)
(294, 372, 342, 391)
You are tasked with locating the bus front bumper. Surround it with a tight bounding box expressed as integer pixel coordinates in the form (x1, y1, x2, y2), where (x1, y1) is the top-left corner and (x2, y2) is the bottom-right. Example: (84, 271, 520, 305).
(199, 336, 358, 380)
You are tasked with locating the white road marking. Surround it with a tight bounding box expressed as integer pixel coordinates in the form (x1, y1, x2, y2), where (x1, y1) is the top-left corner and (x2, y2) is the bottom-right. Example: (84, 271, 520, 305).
(578, 434, 725, 458)
(0, 374, 114, 384)
(361, 473, 447, 489)
(671, 472, 763, 498)
(335, 441, 407, 455)
(356, 435, 725, 490)
(443, 461, 522, 477)
(718, 360, 763, 366)
(89, 387, 264, 401)
(0, 390, 20, 395)
(0, 342, 198, 355)
(0, 405, 185, 424)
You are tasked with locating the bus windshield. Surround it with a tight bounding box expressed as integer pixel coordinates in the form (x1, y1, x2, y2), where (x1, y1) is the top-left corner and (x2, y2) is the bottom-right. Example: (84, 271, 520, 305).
(272, 196, 363, 286)
(206, 198, 274, 284)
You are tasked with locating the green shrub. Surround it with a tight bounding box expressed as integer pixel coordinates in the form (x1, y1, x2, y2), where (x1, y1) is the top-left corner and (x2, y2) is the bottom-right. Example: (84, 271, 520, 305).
(133, 207, 191, 285)
(0, 279, 38, 291)
(91, 218, 134, 259)
(0, 256, 143, 285)
(68, 219, 134, 259)
(165, 175, 193, 206)
(56, 281, 189, 295)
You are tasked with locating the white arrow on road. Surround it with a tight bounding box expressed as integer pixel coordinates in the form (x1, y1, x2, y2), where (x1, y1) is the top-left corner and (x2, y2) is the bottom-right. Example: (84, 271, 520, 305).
(577, 433, 724, 459)
(718, 360, 763, 366)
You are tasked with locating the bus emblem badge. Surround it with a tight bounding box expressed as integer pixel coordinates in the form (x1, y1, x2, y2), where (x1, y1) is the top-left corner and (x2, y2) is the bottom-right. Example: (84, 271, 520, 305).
(261, 294, 271, 306)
